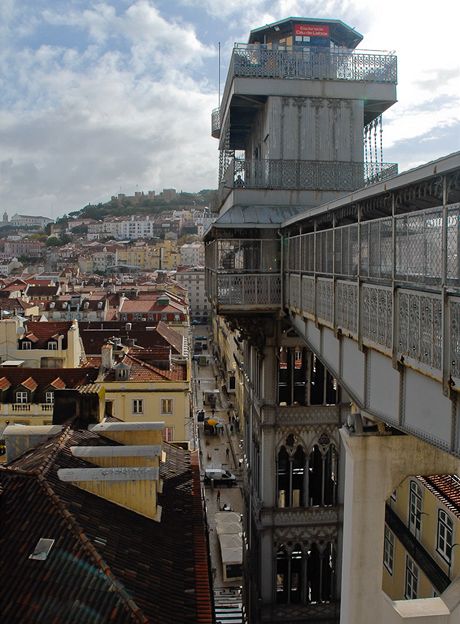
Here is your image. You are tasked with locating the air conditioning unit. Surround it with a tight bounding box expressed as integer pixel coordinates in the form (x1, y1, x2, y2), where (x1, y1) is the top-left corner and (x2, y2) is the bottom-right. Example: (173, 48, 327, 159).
(62, 302, 68, 309)
(125, 323, 132, 331)
(49, 302, 55, 309)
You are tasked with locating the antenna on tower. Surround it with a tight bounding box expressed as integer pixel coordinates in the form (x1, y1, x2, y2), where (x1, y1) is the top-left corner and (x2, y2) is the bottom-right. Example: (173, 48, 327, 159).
(218, 42, 221, 106)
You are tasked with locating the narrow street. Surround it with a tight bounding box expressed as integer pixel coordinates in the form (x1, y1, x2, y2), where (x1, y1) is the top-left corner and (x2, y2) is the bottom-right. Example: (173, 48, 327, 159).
(191, 325, 245, 623)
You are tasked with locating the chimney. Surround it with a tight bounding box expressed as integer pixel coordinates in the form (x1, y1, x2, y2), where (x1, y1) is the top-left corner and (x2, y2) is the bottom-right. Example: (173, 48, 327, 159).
(101, 343, 113, 370)
(3, 424, 63, 462)
(58, 421, 166, 521)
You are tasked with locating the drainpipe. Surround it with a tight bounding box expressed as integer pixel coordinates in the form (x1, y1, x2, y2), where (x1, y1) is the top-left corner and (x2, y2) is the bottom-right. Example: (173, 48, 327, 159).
(278, 229, 284, 310)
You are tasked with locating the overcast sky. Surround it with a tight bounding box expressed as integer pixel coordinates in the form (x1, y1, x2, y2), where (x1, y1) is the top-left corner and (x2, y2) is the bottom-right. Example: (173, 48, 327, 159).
(1, 0, 459, 218)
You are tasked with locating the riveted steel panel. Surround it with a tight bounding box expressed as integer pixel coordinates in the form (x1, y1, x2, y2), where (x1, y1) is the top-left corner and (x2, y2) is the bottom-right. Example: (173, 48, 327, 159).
(404, 368, 452, 448)
(322, 327, 340, 376)
(341, 337, 365, 404)
(367, 349, 399, 424)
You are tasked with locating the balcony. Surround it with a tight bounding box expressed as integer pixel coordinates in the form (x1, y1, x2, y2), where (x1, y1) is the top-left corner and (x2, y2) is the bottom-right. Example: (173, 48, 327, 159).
(231, 44, 397, 83)
(261, 404, 345, 427)
(218, 158, 398, 205)
(211, 107, 220, 138)
(208, 273, 281, 311)
(206, 238, 281, 312)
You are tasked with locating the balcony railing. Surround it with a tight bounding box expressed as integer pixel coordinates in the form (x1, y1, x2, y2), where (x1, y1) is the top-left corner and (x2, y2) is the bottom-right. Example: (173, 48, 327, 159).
(211, 107, 220, 138)
(232, 43, 397, 84)
(209, 273, 281, 307)
(10, 403, 54, 413)
(219, 158, 398, 199)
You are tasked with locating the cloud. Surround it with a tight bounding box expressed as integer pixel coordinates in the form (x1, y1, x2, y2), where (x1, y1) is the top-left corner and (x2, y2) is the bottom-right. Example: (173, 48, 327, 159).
(0, 0, 458, 217)
(0, 1, 218, 217)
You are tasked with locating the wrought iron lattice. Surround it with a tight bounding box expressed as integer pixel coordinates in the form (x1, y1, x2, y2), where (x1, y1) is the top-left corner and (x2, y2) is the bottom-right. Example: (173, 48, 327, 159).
(395, 207, 443, 284)
(450, 299, 460, 378)
(301, 276, 315, 314)
(447, 203, 460, 286)
(362, 285, 392, 349)
(232, 44, 397, 83)
(216, 274, 281, 306)
(334, 224, 358, 277)
(398, 291, 442, 370)
(290, 274, 301, 309)
(225, 158, 397, 193)
(360, 217, 392, 278)
(336, 281, 358, 334)
(317, 279, 333, 323)
(301, 233, 315, 272)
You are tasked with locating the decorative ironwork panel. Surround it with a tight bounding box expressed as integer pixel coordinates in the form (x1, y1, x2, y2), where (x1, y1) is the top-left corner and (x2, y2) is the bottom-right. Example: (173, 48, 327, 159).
(301, 233, 315, 272)
(395, 207, 443, 285)
(335, 224, 358, 277)
(336, 281, 358, 334)
(217, 274, 281, 306)
(317, 278, 333, 324)
(315, 230, 333, 274)
(301, 276, 315, 314)
(216, 239, 279, 273)
(232, 44, 397, 84)
(398, 290, 442, 370)
(362, 285, 392, 349)
(450, 299, 460, 378)
(211, 107, 220, 137)
(224, 158, 397, 193)
(361, 217, 393, 278)
(289, 235, 301, 272)
(289, 274, 301, 309)
(447, 203, 460, 287)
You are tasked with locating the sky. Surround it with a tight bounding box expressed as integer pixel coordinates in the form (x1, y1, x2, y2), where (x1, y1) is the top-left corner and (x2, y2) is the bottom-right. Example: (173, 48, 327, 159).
(1, 0, 459, 219)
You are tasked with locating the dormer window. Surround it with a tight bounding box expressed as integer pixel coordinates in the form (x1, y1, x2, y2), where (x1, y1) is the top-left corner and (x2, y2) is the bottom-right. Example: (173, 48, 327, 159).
(21, 341, 32, 350)
(45, 391, 54, 404)
(16, 391, 28, 404)
(115, 366, 130, 381)
(48, 341, 58, 350)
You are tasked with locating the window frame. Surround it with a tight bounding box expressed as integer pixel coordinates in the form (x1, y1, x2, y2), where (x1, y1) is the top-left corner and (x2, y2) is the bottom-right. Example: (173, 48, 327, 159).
(161, 398, 173, 415)
(404, 555, 418, 600)
(437, 509, 453, 563)
(132, 399, 144, 414)
(383, 525, 395, 574)
(21, 341, 32, 350)
(409, 480, 423, 539)
(16, 390, 28, 404)
(45, 391, 54, 404)
(47, 341, 58, 351)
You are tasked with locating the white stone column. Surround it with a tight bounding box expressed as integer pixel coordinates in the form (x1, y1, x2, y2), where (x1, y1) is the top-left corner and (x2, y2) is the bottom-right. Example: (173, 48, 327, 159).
(340, 427, 460, 624)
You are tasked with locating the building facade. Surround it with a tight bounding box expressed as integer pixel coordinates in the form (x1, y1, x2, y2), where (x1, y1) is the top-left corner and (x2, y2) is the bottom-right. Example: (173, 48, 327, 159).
(205, 17, 397, 623)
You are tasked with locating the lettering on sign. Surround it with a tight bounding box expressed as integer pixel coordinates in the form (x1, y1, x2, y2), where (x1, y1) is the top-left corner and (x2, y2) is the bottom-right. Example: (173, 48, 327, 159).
(294, 24, 330, 38)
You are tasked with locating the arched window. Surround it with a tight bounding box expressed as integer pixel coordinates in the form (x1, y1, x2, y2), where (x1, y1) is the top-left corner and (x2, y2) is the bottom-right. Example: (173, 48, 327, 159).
(290, 543, 303, 604)
(277, 441, 307, 508)
(276, 545, 288, 604)
(277, 446, 290, 507)
(308, 441, 337, 506)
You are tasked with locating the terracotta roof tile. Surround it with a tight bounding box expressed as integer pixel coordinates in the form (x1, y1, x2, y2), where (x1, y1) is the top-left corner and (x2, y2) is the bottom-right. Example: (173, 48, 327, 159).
(21, 376, 38, 391)
(0, 427, 212, 623)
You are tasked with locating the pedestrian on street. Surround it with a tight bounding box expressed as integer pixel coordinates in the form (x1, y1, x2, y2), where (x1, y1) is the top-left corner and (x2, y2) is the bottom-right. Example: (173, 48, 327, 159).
(217, 490, 221, 509)
(230, 424, 234, 434)
(226, 448, 230, 459)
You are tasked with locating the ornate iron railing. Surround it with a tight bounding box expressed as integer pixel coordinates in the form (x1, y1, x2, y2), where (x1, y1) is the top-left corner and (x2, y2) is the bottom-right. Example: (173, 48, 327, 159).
(232, 44, 397, 84)
(284, 202, 460, 381)
(209, 273, 281, 307)
(211, 107, 220, 138)
(206, 238, 280, 273)
(219, 158, 398, 194)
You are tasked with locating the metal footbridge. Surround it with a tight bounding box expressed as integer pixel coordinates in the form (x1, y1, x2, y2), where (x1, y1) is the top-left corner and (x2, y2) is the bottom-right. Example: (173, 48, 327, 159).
(206, 152, 460, 456)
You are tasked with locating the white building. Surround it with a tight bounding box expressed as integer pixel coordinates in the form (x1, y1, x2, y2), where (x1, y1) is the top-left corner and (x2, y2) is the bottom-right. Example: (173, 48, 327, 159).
(10, 214, 53, 229)
(175, 268, 208, 321)
(179, 242, 205, 267)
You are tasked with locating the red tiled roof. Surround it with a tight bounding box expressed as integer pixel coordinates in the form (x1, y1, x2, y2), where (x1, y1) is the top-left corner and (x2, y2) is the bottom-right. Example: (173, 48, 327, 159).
(0, 427, 212, 623)
(0, 377, 11, 391)
(418, 475, 460, 519)
(103, 352, 187, 382)
(21, 376, 38, 391)
(22, 321, 74, 349)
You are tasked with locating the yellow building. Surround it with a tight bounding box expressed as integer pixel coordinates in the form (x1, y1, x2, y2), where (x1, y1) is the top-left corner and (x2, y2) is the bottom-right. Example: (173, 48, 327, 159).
(0, 319, 84, 368)
(383, 474, 460, 600)
(212, 315, 245, 422)
(99, 344, 191, 443)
